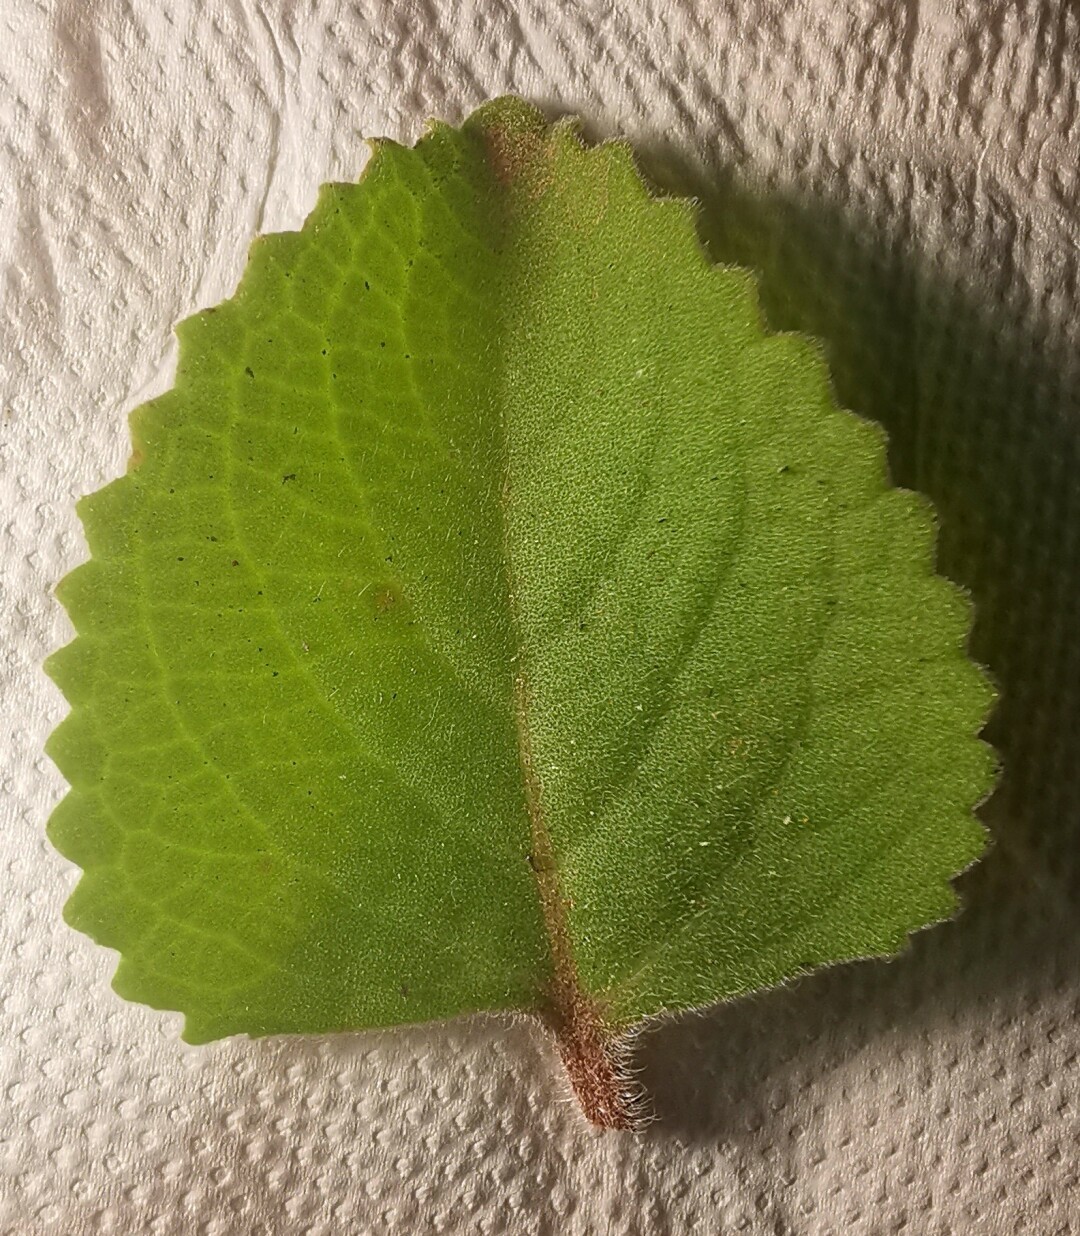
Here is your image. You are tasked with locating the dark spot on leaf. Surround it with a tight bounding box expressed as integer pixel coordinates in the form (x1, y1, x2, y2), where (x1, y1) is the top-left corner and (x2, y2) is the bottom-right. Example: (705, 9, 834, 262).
(282, 473, 296, 484)
(245, 366, 254, 379)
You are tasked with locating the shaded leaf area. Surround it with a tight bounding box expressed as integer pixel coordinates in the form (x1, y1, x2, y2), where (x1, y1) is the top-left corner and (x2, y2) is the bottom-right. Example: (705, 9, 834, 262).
(628, 141, 1079, 1141)
(47, 99, 994, 1125)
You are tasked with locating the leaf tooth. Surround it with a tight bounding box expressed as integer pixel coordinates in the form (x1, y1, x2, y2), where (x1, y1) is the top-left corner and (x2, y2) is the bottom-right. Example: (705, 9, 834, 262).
(44, 706, 106, 788)
(969, 732, 1002, 813)
(53, 557, 110, 626)
(128, 391, 178, 467)
(47, 788, 124, 869)
(241, 229, 316, 298)
(420, 115, 451, 140)
(111, 954, 159, 1008)
(650, 192, 706, 253)
(114, 920, 272, 1020)
(42, 632, 97, 702)
(178, 1010, 217, 1045)
(56, 555, 140, 641)
(465, 94, 547, 137)
(72, 476, 137, 559)
(703, 259, 768, 338)
(551, 113, 586, 147)
(173, 298, 249, 390)
(173, 302, 235, 348)
(64, 866, 148, 951)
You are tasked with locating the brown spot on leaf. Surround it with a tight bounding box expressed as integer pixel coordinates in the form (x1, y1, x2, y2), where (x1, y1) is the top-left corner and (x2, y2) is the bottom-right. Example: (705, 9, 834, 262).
(475, 98, 552, 201)
(371, 579, 407, 620)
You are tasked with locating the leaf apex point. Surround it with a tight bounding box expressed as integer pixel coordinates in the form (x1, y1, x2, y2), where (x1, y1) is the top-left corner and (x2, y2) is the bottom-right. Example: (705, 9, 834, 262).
(466, 94, 548, 138)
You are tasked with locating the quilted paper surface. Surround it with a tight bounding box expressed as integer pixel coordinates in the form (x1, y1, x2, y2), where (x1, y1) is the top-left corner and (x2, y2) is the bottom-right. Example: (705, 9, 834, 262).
(2, 2, 1078, 1232)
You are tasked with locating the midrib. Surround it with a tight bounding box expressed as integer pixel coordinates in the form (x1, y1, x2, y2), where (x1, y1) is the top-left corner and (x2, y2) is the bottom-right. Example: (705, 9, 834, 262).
(486, 123, 638, 1128)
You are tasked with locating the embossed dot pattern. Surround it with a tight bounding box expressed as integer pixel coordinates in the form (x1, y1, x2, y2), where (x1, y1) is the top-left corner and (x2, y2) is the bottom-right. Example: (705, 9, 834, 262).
(2, 1, 1079, 1233)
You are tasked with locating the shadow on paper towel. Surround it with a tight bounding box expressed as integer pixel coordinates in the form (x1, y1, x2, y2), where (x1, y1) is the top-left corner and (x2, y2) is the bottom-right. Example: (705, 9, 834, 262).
(626, 144, 1080, 1142)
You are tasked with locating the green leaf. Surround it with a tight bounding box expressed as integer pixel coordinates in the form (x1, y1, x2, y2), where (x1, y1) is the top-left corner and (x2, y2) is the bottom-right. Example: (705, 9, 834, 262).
(46, 98, 995, 1128)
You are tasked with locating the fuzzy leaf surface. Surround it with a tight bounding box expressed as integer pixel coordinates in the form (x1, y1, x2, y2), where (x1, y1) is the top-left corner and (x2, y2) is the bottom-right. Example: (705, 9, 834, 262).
(47, 100, 993, 1080)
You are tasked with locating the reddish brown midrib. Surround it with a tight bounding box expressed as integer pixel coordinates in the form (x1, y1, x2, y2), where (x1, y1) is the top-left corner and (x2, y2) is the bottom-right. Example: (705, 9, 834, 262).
(512, 673, 638, 1130)
(485, 111, 638, 1130)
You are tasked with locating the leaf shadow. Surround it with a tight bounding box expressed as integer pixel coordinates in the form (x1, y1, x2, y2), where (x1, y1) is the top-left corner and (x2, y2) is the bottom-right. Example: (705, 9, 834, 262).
(625, 146, 1080, 1143)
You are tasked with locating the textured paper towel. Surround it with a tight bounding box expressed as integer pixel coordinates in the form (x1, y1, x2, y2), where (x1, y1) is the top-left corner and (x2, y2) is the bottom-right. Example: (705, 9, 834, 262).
(2, 1, 1079, 1232)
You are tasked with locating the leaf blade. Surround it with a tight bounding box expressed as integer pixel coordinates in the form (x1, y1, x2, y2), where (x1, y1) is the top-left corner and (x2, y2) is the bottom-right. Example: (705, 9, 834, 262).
(47, 98, 994, 1121)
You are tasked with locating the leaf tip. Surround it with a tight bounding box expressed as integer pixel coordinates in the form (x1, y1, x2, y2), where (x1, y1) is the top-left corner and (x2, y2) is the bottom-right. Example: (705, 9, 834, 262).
(466, 95, 549, 189)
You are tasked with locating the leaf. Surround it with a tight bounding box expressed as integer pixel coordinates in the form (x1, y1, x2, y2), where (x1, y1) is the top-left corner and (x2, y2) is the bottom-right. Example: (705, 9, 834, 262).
(46, 98, 995, 1128)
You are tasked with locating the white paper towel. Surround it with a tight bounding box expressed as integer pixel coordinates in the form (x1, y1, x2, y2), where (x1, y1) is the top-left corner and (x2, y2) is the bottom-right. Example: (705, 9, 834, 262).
(2, 1, 1079, 1232)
